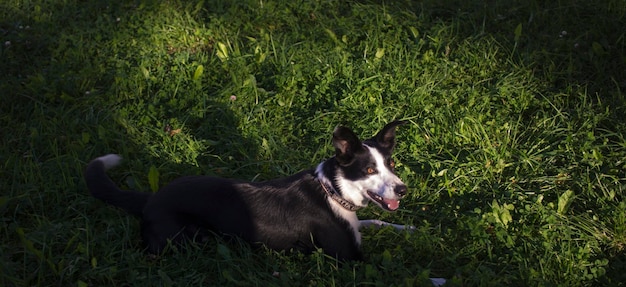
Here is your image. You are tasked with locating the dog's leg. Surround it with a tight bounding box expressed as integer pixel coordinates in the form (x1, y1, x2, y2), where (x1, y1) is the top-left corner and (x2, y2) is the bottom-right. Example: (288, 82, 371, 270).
(359, 219, 416, 231)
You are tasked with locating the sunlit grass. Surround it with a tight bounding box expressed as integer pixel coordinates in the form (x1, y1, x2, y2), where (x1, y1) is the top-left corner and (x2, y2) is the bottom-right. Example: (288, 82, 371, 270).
(1, 0, 625, 286)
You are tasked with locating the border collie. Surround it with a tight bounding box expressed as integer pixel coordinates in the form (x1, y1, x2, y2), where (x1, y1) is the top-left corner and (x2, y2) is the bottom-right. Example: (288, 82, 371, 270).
(85, 121, 413, 261)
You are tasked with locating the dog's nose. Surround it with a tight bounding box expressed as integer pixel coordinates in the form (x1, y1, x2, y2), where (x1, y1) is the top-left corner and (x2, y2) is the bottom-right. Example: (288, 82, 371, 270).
(395, 185, 407, 198)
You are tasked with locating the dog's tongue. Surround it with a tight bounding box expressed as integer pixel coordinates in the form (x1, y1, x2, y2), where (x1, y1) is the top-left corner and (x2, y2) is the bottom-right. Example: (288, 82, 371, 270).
(384, 198, 400, 211)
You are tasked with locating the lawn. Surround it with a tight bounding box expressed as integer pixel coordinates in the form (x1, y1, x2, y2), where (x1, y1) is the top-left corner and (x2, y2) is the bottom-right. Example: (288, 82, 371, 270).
(1, 0, 625, 286)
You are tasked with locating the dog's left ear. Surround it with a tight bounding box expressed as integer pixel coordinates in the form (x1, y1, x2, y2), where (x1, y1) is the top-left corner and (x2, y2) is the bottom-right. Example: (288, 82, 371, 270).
(373, 120, 407, 151)
(333, 126, 363, 165)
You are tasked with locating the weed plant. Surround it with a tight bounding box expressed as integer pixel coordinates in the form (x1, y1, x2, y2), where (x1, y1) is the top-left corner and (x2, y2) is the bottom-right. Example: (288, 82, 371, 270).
(1, 0, 625, 286)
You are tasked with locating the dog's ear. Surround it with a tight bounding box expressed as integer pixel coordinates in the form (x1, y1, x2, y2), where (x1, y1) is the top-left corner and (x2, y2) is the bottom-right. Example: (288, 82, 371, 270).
(372, 120, 407, 151)
(333, 126, 363, 165)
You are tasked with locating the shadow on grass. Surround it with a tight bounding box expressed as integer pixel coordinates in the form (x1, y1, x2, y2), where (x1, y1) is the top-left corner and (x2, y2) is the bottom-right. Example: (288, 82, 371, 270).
(1, 1, 259, 171)
(357, 0, 625, 94)
(0, 2, 259, 285)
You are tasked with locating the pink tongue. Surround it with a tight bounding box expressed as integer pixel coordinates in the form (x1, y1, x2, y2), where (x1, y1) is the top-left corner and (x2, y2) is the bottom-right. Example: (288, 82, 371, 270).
(384, 199, 400, 210)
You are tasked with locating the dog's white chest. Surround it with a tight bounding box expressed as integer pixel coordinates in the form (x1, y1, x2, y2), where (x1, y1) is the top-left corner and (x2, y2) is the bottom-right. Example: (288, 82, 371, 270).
(329, 201, 362, 245)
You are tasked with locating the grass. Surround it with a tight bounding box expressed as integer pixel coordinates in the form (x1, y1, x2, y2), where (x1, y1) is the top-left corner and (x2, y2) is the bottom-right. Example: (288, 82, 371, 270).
(1, 0, 625, 285)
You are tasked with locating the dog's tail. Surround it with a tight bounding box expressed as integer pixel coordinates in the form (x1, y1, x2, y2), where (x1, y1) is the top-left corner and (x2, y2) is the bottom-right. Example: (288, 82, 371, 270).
(84, 154, 150, 217)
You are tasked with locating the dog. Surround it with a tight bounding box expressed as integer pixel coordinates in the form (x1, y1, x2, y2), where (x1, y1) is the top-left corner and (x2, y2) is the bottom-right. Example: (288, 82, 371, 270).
(85, 121, 413, 261)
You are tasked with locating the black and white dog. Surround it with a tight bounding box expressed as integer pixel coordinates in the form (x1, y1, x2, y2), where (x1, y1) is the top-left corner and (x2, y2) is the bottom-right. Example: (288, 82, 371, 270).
(85, 121, 413, 261)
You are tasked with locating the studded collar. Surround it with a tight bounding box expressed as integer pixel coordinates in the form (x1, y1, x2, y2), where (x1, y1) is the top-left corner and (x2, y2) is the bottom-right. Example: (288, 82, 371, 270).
(318, 179, 361, 212)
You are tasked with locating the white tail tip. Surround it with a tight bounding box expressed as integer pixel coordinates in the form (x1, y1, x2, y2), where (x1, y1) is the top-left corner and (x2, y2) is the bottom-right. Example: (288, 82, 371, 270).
(96, 154, 122, 170)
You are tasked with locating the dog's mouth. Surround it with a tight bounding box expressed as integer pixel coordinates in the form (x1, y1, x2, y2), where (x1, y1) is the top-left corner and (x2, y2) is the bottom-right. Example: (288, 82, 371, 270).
(367, 191, 400, 211)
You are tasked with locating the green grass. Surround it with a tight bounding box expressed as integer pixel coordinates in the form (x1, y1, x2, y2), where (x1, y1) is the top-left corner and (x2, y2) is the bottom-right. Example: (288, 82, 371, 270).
(1, 0, 625, 286)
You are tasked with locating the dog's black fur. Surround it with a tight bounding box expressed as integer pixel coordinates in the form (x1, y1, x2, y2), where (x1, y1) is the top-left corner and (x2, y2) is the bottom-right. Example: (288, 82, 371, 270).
(85, 121, 408, 261)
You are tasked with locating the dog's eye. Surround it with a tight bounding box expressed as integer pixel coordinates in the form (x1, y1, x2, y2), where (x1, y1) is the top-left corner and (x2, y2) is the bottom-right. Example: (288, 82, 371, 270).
(389, 160, 395, 168)
(366, 167, 377, 174)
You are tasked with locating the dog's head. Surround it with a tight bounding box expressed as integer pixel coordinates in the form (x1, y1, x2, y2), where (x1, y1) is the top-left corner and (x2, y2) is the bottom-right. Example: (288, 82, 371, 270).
(330, 121, 408, 211)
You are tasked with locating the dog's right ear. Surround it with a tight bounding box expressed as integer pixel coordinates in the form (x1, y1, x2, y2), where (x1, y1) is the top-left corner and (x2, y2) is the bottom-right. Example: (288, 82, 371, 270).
(373, 120, 407, 151)
(332, 126, 363, 165)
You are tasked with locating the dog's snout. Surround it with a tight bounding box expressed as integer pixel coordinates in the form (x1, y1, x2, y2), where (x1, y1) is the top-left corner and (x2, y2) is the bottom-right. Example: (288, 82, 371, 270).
(395, 185, 407, 198)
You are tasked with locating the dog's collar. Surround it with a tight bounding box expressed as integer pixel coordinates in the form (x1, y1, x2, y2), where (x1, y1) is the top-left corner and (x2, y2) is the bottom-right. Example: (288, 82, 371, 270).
(318, 179, 362, 212)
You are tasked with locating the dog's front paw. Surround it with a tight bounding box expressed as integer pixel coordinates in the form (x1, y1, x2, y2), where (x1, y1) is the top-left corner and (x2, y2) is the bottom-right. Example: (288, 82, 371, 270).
(359, 219, 416, 232)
